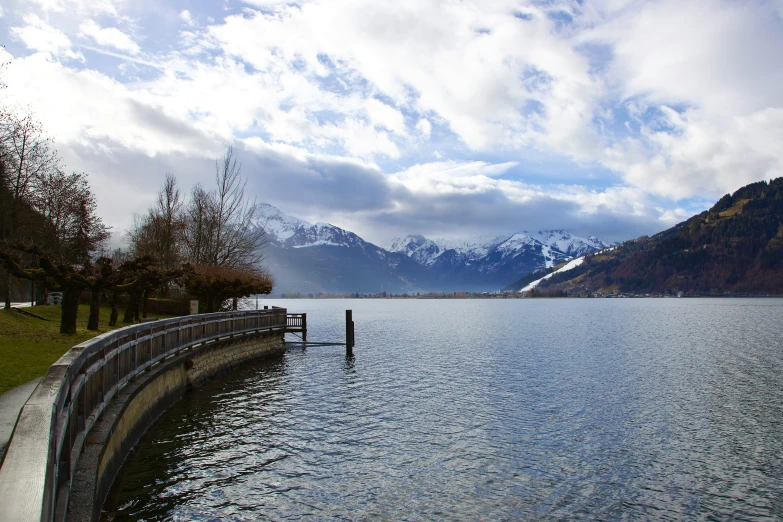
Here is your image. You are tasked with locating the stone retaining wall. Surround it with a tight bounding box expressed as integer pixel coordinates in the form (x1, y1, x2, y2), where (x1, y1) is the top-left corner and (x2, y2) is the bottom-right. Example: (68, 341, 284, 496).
(66, 330, 285, 521)
(187, 333, 285, 386)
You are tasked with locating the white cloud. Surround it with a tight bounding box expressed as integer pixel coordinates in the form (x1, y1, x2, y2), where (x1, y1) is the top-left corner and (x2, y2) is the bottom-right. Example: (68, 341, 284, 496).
(4, 0, 783, 244)
(2, 53, 218, 157)
(10, 14, 83, 60)
(179, 9, 196, 28)
(365, 98, 406, 135)
(328, 118, 401, 158)
(26, 0, 120, 17)
(78, 20, 140, 54)
(579, 0, 783, 198)
(415, 118, 431, 139)
(29, 0, 66, 13)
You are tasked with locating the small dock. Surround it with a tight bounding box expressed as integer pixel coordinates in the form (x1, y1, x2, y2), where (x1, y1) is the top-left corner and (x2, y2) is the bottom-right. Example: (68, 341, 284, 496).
(285, 312, 308, 341)
(281, 308, 355, 355)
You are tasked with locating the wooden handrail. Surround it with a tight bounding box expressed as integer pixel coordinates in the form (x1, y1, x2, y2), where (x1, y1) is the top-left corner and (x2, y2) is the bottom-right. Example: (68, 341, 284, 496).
(0, 308, 287, 522)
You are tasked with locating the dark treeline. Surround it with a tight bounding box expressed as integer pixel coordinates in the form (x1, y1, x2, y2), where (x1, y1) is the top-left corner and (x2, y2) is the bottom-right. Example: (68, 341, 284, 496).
(1, 74, 272, 334)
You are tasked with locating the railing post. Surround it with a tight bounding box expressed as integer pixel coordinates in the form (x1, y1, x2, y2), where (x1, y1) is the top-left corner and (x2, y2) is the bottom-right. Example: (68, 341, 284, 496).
(302, 313, 307, 343)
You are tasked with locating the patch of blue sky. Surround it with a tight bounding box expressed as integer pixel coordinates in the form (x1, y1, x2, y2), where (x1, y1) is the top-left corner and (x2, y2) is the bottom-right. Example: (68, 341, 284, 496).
(78, 48, 162, 82)
(641, 104, 690, 136)
(0, 31, 43, 62)
(592, 104, 636, 139)
(679, 196, 718, 211)
(492, 154, 622, 189)
(545, 9, 575, 31)
(521, 66, 553, 94)
(381, 133, 622, 193)
(310, 109, 346, 126)
(576, 42, 613, 75)
(592, 100, 690, 143)
(314, 70, 370, 97)
(513, 11, 534, 21)
(233, 126, 274, 142)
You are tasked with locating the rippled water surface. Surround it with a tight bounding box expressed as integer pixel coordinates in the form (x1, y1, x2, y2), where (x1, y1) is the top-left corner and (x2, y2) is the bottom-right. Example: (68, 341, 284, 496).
(103, 299, 783, 520)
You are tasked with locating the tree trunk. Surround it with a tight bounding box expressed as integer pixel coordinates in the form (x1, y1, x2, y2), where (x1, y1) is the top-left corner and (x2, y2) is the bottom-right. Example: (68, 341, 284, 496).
(123, 292, 138, 323)
(232, 297, 238, 311)
(141, 290, 149, 319)
(108, 291, 119, 326)
(87, 288, 101, 330)
(60, 288, 79, 334)
(3, 272, 10, 309)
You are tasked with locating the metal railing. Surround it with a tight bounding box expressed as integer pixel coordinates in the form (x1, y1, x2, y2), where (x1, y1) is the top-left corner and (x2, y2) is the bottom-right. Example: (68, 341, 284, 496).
(0, 308, 287, 522)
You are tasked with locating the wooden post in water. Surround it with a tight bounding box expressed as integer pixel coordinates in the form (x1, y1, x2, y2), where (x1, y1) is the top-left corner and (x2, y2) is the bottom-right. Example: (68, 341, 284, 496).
(302, 313, 307, 343)
(346, 309, 354, 356)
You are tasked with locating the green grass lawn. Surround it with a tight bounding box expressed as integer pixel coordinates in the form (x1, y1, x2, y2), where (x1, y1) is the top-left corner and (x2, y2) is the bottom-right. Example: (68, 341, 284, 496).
(0, 305, 171, 394)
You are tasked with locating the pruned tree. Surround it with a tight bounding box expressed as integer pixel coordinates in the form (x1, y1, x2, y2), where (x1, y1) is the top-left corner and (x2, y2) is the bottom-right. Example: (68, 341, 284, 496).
(106, 248, 131, 326)
(183, 264, 273, 313)
(115, 256, 189, 323)
(0, 165, 109, 330)
(0, 244, 93, 333)
(86, 257, 114, 330)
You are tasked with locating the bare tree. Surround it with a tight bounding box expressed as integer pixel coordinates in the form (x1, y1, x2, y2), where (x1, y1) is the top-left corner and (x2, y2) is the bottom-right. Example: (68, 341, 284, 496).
(32, 169, 111, 264)
(0, 111, 59, 308)
(0, 113, 59, 234)
(182, 183, 215, 265)
(127, 174, 184, 271)
(182, 146, 266, 269)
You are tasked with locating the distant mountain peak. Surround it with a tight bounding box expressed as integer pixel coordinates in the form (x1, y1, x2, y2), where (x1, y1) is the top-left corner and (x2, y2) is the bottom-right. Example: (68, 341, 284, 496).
(256, 203, 311, 241)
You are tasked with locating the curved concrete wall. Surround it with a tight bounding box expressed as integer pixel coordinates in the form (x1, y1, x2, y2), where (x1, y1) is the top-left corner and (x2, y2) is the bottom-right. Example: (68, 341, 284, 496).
(66, 331, 284, 521)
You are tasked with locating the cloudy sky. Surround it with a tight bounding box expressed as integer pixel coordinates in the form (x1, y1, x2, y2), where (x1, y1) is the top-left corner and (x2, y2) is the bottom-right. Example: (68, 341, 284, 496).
(2, 0, 782, 246)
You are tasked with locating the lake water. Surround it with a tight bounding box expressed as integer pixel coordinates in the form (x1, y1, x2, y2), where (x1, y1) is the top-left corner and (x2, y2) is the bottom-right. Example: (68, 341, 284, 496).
(103, 298, 783, 520)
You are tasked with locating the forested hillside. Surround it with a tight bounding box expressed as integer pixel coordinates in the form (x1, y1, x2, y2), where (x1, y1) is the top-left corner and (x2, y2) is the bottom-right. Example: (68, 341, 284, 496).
(512, 178, 783, 296)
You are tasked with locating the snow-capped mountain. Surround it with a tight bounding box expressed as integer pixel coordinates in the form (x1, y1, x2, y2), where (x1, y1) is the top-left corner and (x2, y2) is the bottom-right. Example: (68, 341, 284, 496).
(256, 203, 309, 242)
(255, 203, 608, 293)
(388, 231, 608, 270)
(257, 204, 366, 249)
(255, 204, 428, 294)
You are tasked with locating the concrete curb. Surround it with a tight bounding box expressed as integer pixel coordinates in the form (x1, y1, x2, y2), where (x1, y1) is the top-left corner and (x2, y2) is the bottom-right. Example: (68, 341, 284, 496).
(0, 378, 43, 462)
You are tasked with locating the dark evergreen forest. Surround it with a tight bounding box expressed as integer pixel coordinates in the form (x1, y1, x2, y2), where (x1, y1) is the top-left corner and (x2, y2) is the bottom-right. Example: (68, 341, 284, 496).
(506, 178, 783, 296)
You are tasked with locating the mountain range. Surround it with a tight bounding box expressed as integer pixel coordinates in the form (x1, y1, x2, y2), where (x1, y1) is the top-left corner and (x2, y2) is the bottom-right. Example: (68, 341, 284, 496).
(504, 178, 783, 296)
(256, 203, 608, 293)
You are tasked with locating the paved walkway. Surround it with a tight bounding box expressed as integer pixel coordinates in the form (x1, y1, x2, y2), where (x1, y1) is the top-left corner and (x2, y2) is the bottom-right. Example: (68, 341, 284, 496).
(0, 378, 42, 460)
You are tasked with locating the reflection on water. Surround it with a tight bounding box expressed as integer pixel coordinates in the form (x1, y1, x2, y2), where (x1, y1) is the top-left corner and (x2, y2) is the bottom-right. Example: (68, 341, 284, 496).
(103, 298, 783, 520)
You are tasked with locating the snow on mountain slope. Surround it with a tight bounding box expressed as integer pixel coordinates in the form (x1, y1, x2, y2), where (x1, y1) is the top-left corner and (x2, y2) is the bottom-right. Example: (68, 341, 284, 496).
(256, 203, 311, 241)
(289, 222, 371, 250)
(256, 202, 607, 293)
(388, 235, 444, 266)
(520, 257, 585, 292)
(389, 231, 607, 268)
(532, 230, 608, 258)
(256, 204, 372, 250)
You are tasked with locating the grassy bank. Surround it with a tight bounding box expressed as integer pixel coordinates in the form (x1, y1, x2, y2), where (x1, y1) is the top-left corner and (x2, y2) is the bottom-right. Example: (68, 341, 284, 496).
(0, 305, 170, 394)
